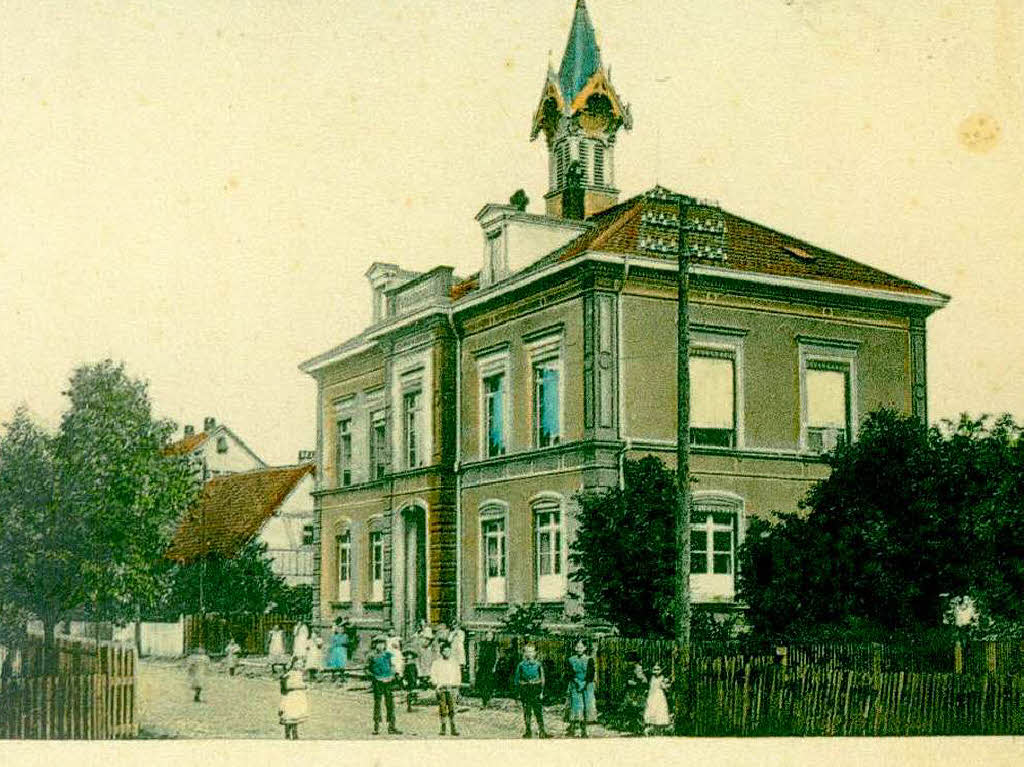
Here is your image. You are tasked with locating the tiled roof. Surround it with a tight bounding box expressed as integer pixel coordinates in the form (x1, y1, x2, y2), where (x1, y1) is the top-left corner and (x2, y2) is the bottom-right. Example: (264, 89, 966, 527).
(166, 463, 314, 562)
(166, 432, 209, 455)
(478, 187, 947, 301)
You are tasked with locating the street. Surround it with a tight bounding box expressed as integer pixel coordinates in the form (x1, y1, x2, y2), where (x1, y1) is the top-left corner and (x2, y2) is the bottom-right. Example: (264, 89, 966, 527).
(137, 659, 616, 740)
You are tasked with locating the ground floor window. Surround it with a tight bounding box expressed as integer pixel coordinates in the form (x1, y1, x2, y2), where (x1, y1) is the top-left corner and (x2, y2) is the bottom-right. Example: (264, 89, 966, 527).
(337, 531, 351, 602)
(369, 530, 384, 602)
(689, 496, 742, 602)
(481, 512, 507, 604)
(534, 501, 566, 601)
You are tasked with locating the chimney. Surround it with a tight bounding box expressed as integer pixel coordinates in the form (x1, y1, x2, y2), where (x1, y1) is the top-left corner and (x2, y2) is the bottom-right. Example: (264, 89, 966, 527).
(510, 189, 529, 212)
(203, 416, 216, 432)
(183, 424, 194, 436)
(562, 160, 585, 220)
(298, 450, 315, 463)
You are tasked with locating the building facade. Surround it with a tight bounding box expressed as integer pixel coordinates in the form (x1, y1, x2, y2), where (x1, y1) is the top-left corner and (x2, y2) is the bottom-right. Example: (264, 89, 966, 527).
(301, 0, 948, 637)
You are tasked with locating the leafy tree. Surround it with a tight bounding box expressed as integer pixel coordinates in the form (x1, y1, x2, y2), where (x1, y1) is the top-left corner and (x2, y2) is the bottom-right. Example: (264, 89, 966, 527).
(0, 361, 200, 663)
(570, 456, 678, 638)
(739, 409, 1024, 639)
(157, 540, 312, 620)
(498, 602, 552, 637)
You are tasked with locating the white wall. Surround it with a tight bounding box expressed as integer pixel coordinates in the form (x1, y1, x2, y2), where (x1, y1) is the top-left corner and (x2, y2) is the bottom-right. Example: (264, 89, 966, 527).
(257, 472, 315, 586)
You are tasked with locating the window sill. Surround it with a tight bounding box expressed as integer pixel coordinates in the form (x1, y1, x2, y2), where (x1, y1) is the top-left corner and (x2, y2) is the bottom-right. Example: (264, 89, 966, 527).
(473, 603, 510, 611)
(329, 601, 353, 609)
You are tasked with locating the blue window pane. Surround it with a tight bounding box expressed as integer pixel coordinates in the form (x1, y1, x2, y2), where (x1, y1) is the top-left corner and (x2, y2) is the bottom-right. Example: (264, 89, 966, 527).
(487, 375, 505, 456)
(537, 365, 560, 447)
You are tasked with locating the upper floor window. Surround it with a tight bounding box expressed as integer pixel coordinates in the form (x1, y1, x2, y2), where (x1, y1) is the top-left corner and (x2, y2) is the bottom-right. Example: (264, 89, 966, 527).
(690, 350, 736, 448)
(402, 389, 422, 469)
(337, 418, 352, 487)
(799, 338, 858, 454)
(484, 373, 506, 457)
(534, 500, 566, 601)
(337, 530, 352, 602)
(369, 410, 388, 480)
(533, 359, 561, 448)
(578, 141, 590, 184)
(369, 530, 384, 602)
(594, 144, 605, 186)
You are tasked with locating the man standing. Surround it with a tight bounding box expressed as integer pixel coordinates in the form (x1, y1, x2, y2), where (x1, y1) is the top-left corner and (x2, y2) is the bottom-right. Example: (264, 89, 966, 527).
(367, 635, 402, 735)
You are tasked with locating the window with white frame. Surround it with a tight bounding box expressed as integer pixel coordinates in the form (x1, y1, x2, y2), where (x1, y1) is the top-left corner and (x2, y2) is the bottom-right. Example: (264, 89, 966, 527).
(690, 350, 736, 448)
(402, 389, 422, 469)
(689, 495, 742, 602)
(527, 332, 562, 449)
(369, 410, 388, 480)
(534, 501, 566, 601)
(337, 418, 352, 487)
(477, 347, 509, 459)
(799, 339, 858, 454)
(480, 507, 508, 604)
(337, 530, 352, 602)
(369, 530, 384, 602)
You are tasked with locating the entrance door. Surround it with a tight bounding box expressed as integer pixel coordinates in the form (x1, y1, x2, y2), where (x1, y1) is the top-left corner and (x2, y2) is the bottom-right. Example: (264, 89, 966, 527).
(402, 506, 427, 635)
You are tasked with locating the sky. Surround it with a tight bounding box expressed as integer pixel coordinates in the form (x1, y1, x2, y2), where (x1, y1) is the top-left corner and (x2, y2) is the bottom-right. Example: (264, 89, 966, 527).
(1, 0, 1021, 465)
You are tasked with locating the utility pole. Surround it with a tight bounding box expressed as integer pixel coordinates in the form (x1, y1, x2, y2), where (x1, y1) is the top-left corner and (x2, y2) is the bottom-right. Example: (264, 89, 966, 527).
(674, 192, 692, 647)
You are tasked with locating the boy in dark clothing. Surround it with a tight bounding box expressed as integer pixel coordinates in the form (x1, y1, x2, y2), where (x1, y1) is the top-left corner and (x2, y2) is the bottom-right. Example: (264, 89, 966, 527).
(512, 643, 549, 738)
(367, 636, 402, 735)
(475, 631, 499, 708)
(402, 649, 420, 711)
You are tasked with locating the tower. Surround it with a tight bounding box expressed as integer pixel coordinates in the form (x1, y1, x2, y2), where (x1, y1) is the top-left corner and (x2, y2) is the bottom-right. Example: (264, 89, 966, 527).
(531, 0, 632, 219)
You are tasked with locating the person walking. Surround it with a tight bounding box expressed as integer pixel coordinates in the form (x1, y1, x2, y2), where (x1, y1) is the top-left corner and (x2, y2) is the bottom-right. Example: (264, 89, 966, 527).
(224, 637, 241, 677)
(367, 635, 402, 735)
(278, 656, 309, 740)
(429, 642, 462, 736)
(512, 643, 549, 738)
(185, 645, 211, 703)
(475, 631, 499, 708)
(565, 639, 593, 737)
(643, 663, 672, 735)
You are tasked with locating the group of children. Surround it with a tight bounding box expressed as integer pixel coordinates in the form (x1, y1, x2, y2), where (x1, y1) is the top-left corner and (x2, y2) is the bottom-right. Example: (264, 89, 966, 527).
(184, 625, 674, 739)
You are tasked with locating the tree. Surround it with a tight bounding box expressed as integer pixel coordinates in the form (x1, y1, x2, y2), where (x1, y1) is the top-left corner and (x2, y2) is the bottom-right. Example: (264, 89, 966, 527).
(158, 539, 306, 619)
(570, 456, 678, 638)
(0, 361, 200, 663)
(738, 408, 1024, 639)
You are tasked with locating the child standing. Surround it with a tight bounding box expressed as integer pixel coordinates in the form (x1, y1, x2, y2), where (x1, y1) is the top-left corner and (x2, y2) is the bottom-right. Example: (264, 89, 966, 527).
(325, 622, 349, 682)
(402, 648, 420, 711)
(367, 636, 402, 735)
(565, 639, 593, 737)
(185, 646, 211, 702)
(278, 656, 310, 740)
(305, 633, 324, 682)
(429, 642, 462, 736)
(643, 663, 672, 735)
(512, 643, 549, 739)
(624, 659, 648, 735)
(225, 638, 241, 677)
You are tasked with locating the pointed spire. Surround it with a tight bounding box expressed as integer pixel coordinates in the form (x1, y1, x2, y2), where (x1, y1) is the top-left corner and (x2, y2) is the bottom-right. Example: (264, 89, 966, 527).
(557, 0, 602, 104)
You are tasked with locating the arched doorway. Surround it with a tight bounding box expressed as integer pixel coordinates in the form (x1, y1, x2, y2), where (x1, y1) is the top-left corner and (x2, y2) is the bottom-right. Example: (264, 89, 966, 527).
(400, 505, 427, 635)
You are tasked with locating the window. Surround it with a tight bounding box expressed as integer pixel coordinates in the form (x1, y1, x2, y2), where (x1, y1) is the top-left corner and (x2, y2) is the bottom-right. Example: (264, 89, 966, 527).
(481, 513, 507, 603)
(337, 418, 352, 487)
(799, 338, 858, 454)
(690, 350, 736, 448)
(337, 531, 351, 602)
(484, 372, 506, 457)
(533, 359, 561, 448)
(805, 364, 850, 452)
(370, 411, 388, 480)
(486, 230, 504, 283)
(578, 141, 589, 184)
(369, 530, 384, 602)
(689, 495, 742, 602)
(302, 524, 314, 546)
(216, 435, 228, 453)
(535, 503, 566, 600)
(593, 143, 604, 186)
(556, 142, 569, 189)
(402, 390, 422, 469)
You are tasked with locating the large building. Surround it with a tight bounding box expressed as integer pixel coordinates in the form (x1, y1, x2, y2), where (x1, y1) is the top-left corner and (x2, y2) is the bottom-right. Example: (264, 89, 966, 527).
(300, 0, 948, 638)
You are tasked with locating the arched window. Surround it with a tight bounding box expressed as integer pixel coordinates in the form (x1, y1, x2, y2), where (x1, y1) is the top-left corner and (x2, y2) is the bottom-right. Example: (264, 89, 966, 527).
(336, 529, 352, 602)
(689, 493, 744, 603)
(479, 502, 508, 604)
(533, 495, 567, 601)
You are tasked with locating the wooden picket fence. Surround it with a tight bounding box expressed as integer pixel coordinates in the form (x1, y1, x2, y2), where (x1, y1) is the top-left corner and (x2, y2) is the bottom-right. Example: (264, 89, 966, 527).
(0, 635, 137, 739)
(183, 613, 297, 656)
(482, 633, 1024, 735)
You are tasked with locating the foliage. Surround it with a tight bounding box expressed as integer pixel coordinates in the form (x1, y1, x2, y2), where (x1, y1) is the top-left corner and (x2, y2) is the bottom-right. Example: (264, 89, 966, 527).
(0, 361, 201, 656)
(156, 539, 307, 619)
(570, 456, 678, 638)
(738, 408, 1024, 639)
(499, 602, 552, 637)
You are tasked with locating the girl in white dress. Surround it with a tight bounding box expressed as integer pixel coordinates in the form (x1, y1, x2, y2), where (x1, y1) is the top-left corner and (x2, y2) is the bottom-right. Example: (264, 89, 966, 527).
(305, 634, 324, 681)
(278, 656, 310, 740)
(643, 663, 671, 735)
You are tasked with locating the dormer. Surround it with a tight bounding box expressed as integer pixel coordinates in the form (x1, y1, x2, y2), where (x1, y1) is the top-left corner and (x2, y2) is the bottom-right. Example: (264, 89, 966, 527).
(365, 262, 420, 322)
(476, 200, 590, 288)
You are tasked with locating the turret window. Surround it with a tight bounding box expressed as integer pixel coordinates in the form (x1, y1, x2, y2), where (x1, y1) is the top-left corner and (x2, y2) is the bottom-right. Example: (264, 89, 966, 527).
(578, 142, 589, 184)
(594, 144, 605, 186)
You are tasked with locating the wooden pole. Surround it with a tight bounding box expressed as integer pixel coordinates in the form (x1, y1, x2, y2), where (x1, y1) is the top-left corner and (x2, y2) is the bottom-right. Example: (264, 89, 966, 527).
(674, 192, 692, 647)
